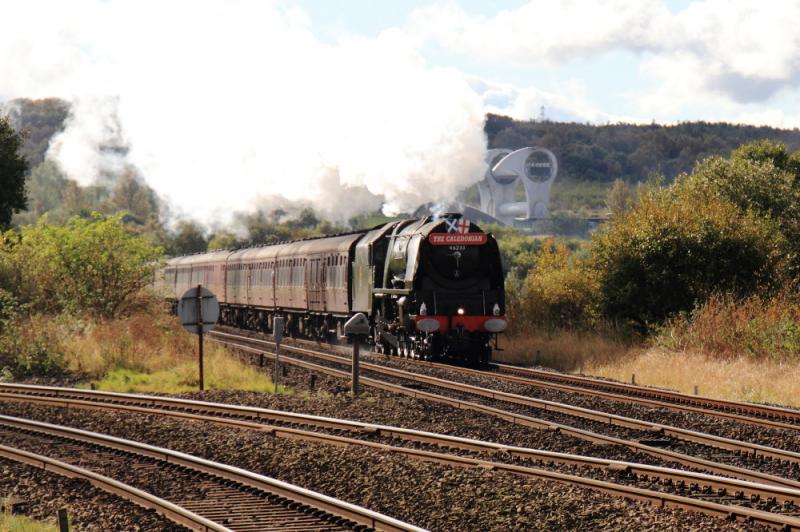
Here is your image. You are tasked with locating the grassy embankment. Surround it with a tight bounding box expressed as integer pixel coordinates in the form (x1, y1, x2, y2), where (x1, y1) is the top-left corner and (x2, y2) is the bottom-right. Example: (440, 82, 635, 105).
(0, 509, 57, 532)
(496, 294, 800, 408)
(9, 307, 283, 394)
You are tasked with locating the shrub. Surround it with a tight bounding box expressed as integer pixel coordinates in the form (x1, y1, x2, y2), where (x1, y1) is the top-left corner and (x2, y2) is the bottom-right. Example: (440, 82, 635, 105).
(590, 184, 784, 329)
(509, 239, 598, 332)
(655, 292, 800, 361)
(0, 213, 162, 317)
(0, 313, 70, 378)
(684, 142, 800, 277)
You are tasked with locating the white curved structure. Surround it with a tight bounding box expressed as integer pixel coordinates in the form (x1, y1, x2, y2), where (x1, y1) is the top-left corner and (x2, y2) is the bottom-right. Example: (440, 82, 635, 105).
(478, 147, 558, 225)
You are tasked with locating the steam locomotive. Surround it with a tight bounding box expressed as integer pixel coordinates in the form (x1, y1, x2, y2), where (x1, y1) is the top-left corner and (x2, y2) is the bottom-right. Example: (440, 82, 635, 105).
(158, 214, 507, 363)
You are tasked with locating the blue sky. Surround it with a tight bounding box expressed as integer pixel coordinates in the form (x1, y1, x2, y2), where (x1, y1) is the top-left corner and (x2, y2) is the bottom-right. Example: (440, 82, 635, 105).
(292, 0, 800, 126)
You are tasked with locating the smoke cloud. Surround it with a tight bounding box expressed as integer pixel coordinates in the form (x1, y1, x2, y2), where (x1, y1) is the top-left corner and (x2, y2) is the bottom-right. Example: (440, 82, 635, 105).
(1, 1, 487, 224)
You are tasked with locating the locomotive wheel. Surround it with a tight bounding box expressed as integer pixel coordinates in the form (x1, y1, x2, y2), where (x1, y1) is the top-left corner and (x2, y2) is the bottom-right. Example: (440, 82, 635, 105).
(408, 342, 419, 359)
(409, 340, 418, 359)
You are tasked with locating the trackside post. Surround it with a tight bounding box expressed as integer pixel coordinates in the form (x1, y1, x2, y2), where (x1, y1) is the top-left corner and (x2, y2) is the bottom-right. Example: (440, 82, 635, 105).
(196, 285, 204, 390)
(177, 285, 220, 391)
(344, 313, 370, 395)
(273, 317, 285, 392)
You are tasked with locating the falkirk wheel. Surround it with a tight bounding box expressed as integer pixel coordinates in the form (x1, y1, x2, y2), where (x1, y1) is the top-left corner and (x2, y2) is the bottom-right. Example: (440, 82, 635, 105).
(477, 147, 558, 225)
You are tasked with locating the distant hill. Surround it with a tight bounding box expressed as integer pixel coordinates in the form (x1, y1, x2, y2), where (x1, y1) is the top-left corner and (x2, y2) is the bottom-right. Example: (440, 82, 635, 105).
(7, 97, 800, 187)
(485, 114, 800, 183)
(6, 98, 800, 227)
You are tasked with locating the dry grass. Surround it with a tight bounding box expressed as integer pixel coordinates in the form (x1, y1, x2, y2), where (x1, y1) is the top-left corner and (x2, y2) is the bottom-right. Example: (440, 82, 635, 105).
(497, 328, 800, 408)
(586, 347, 800, 408)
(655, 293, 800, 360)
(4, 310, 282, 394)
(0, 504, 57, 532)
(494, 330, 630, 372)
(67, 313, 282, 394)
(655, 294, 800, 361)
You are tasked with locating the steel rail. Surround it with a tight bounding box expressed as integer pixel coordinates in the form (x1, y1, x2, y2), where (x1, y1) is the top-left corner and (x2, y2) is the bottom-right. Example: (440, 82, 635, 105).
(211, 331, 800, 466)
(371, 355, 800, 432)
(215, 326, 800, 430)
(492, 361, 800, 424)
(0, 443, 230, 532)
(276, 332, 800, 432)
(208, 335, 800, 491)
(2, 385, 800, 514)
(0, 414, 425, 532)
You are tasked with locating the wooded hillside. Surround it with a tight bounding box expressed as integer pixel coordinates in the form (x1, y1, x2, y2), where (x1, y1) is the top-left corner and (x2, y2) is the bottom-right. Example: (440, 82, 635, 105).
(486, 114, 800, 182)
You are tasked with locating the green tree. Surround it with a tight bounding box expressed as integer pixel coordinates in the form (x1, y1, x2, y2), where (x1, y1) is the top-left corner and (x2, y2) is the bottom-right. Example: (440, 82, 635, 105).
(286, 207, 320, 229)
(683, 141, 800, 276)
(24, 160, 67, 218)
(108, 171, 160, 223)
(168, 220, 207, 255)
(4, 98, 69, 168)
(0, 213, 162, 317)
(236, 211, 291, 246)
(0, 114, 29, 227)
(590, 185, 783, 328)
(208, 230, 239, 250)
(730, 139, 791, 169)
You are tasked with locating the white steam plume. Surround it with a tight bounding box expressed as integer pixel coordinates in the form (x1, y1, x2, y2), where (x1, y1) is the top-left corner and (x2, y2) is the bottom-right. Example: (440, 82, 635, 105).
(1, 1, 487, 224)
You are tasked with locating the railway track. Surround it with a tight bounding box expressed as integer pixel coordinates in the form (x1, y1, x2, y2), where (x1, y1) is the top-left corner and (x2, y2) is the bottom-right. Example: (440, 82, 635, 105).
(2, 386, 800, 528)
(208, 330, 800, 486)
(491, 362, 800, 426)
(353, 348, 800, 433)
(237, 327, 800, 434)
(0, 443, 227, 531)
(0, 413, 422, 532)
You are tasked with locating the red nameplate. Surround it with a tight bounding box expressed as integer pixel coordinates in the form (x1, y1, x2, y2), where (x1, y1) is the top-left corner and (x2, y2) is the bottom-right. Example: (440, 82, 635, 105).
(428, 233, 488, 245)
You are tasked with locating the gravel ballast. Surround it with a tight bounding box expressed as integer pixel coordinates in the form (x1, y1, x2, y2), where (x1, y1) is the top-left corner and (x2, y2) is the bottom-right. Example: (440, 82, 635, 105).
(0, 399, 770, 531)
(0, 456, 185, 531)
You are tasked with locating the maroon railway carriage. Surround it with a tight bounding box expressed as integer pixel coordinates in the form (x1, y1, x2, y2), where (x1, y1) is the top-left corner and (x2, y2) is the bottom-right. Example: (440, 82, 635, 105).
(158, 214, 506, 363)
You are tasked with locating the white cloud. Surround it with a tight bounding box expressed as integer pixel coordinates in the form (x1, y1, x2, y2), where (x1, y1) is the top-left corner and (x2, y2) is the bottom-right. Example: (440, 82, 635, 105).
(411, 0, 800, 109)
(409, 0, 672, 63)
(469, 76, 628, 123)
(1, 0, 488, 224)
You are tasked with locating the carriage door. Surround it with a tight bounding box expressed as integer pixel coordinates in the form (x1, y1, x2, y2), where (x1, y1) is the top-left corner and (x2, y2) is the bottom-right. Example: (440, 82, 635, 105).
(245, 263, 253, 305)
(307, 257, 321, 311)
(321, 256, 328, 312)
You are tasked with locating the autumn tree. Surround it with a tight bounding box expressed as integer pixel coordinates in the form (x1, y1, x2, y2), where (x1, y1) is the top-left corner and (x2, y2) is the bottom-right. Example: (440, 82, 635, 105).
(590, 184, 783, 329)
